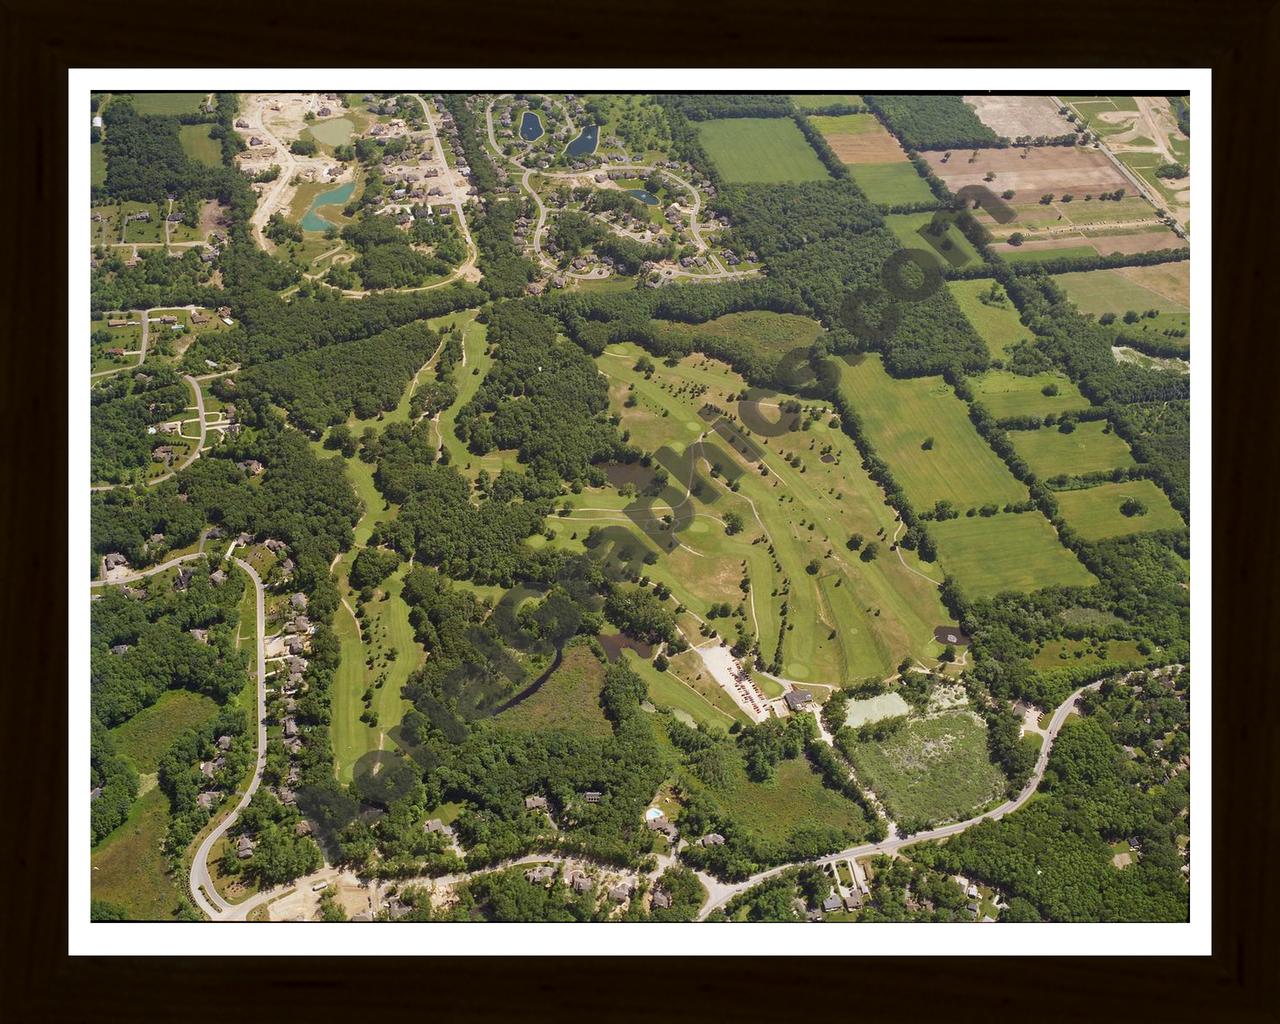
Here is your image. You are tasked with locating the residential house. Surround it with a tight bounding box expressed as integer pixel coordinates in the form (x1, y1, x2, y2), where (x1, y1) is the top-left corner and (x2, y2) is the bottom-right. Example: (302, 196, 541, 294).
(608, 882, 633, 903)
(651, 890, 672, 910)
(209, 569, 228, 587)
(174, 567, 194, 591)
(110, 644, 130, 656)
(525, 866, 556, 884)
(424, 819, 446, 834)
(699, 833, 725, 847)
(524, 795, 548, 811)
(236, 836, 255, 859)
(582, 791, 603, 804)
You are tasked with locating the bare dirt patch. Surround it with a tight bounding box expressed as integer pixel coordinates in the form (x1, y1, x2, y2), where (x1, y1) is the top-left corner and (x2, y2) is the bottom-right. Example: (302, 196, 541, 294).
(1090, 229, 1187, 256)
(824, 127, 909, 165)
(198, 201, 230, 238)
(1118, 262, 1191, 307)
(963, 96, 1073, 139)
(923, 146, 1129, 196)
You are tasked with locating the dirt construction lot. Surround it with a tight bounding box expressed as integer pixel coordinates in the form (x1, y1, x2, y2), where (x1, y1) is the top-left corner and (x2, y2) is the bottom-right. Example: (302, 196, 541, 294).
(924, 146, 1129, 197)
(964, 96, 1073, 139)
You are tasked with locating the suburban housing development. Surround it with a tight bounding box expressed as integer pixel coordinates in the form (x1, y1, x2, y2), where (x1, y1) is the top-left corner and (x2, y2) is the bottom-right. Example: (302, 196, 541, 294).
(88, 90, 1191, 925)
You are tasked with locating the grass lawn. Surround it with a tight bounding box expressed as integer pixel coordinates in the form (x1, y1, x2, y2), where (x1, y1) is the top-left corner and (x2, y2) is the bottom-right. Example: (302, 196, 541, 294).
(808, 112, 880, 136)
(850, 163, 935, 206)
(947, 279, 1031, 359)
(971, 370, 1090, 421)
(125, 92, 208, 116)
(1001, 244, 1099, 265)
(91, 787, 188, 920)
(885, 212, 981, 270)
(931, 512, 1098, 599)
(838, 354, 1027, 510)
(791, 95, 864, 111)
(91, 142, 107, 188)
(840, 711, 1006, 826)
(179, 124, 222, 167)
(1011, 421, 1136, 479)
(697, 117, 831, 184)
(1053, 480, 1186, 541)
(120, 202, 164, 244)
(109, 690, 220, 774)
(696, 755, 870, 850)
(495, 645, 613, 737)
(653, 310, 824, 361)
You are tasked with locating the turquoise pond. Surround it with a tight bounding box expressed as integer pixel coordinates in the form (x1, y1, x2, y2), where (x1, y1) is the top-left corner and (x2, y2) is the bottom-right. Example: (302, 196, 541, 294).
(301, 180, 356, 232)
(566, 124, 599, 157)
(626, 189, 659, 205)
(519, 110, 544, 142)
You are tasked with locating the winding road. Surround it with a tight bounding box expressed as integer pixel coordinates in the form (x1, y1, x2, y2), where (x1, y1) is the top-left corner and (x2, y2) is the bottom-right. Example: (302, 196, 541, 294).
(693, 678, 1107, 918)
(189, 555, 269, 920)
(90, 373, 208, 492)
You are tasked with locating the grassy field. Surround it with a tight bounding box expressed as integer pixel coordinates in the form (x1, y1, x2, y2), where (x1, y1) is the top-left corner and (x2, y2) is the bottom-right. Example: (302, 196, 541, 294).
(885, 212, 981, 270)
(931, 512, 1098, 599)
(971, 370, 1090, 421)
(1011, 421, 1136, 479)
(654, 310, 824, 361)
(840, 711, 1006, 826)
(91, 787, 188, 920)
(596, 344, 949, 683)
(120, 202, 164, 244)
(91, 142, 107, 187)
(109, 690, 221, 774)
(125, 92, 208, 116)
(791, 95, 864, 110)
(495, 645, 613, 737)
(1031, 637, 1146, 671)
(179, 124, 222, 167)
(696, 117, 831, 184)
(838, 355, 1027, 510)
(1053, 480, 1186, 541)
(947, 279, 1031, 359)
(808, 113, 879, 136)
(1054, 267, 1188, 316)
(694, 755, 869, 849)
(850, 163, 936, 206)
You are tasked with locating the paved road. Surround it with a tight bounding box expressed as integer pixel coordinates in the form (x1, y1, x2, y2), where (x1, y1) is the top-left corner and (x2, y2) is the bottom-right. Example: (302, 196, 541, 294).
(189, 554, 269, 920)
(90, 551, 205, 587)
(694, 678, 1108, 919)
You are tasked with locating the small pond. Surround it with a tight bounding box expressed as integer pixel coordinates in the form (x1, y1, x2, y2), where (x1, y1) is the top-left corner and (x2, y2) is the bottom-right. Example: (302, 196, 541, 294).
(565, 124, 599, 157)
(519, 110, 544, 142)
(301, 180, 356, 232)
(309, 117, 355, 147)
(625, 188, 660, 205)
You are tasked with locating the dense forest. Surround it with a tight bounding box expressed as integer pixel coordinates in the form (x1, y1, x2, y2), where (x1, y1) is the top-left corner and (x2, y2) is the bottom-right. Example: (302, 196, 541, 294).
(863, 95, 1003, 150)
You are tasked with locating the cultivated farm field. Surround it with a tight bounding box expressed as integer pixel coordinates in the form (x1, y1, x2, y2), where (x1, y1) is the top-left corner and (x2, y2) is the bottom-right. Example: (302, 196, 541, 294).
(1011, 421, 1137, 479)
(122, 92, 208, 116)
(922, 145, 1128, 198)
(1053, 479, 1186, 541)
(1055, 265, 1189, 316)
(697, 117, 831, 184)
(839, 355, 1028, 510)
(931, 512, 1098, 599)
(808, 112, 934, 204)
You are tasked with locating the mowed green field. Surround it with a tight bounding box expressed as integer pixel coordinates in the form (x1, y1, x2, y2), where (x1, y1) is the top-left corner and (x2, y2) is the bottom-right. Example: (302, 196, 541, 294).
(1054, 480, 1186, 541)
(495, 645, 613, 738)
(885, 212, 981, 269)
(931, 512, 1098, 599)
(91, 142, 107, 187)
(179, 124, 222, 167)
(840, 710, 1006, 826)
(1001, 244, 1098, 265)
(791, 95, 864, 111)
(808, 112, 879, 136)
(838, 355, 1027, 510)
(697, 117, 830, 184)
(624, 648, 743, 731)
(91, 786, 188, 921)
(971, 370, 1090, 420)
(946, 280, 1032, 359)
(850, 163, 935, 206)
(125, 92, 208, 115)
(1011, 421, 1136, 479)
(109, 690, 221, 774)
(1054, 267, 1189, 316)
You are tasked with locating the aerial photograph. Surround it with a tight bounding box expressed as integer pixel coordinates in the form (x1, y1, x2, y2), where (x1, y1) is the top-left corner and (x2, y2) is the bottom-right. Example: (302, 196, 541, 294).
(85, 89, 1193, 927)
